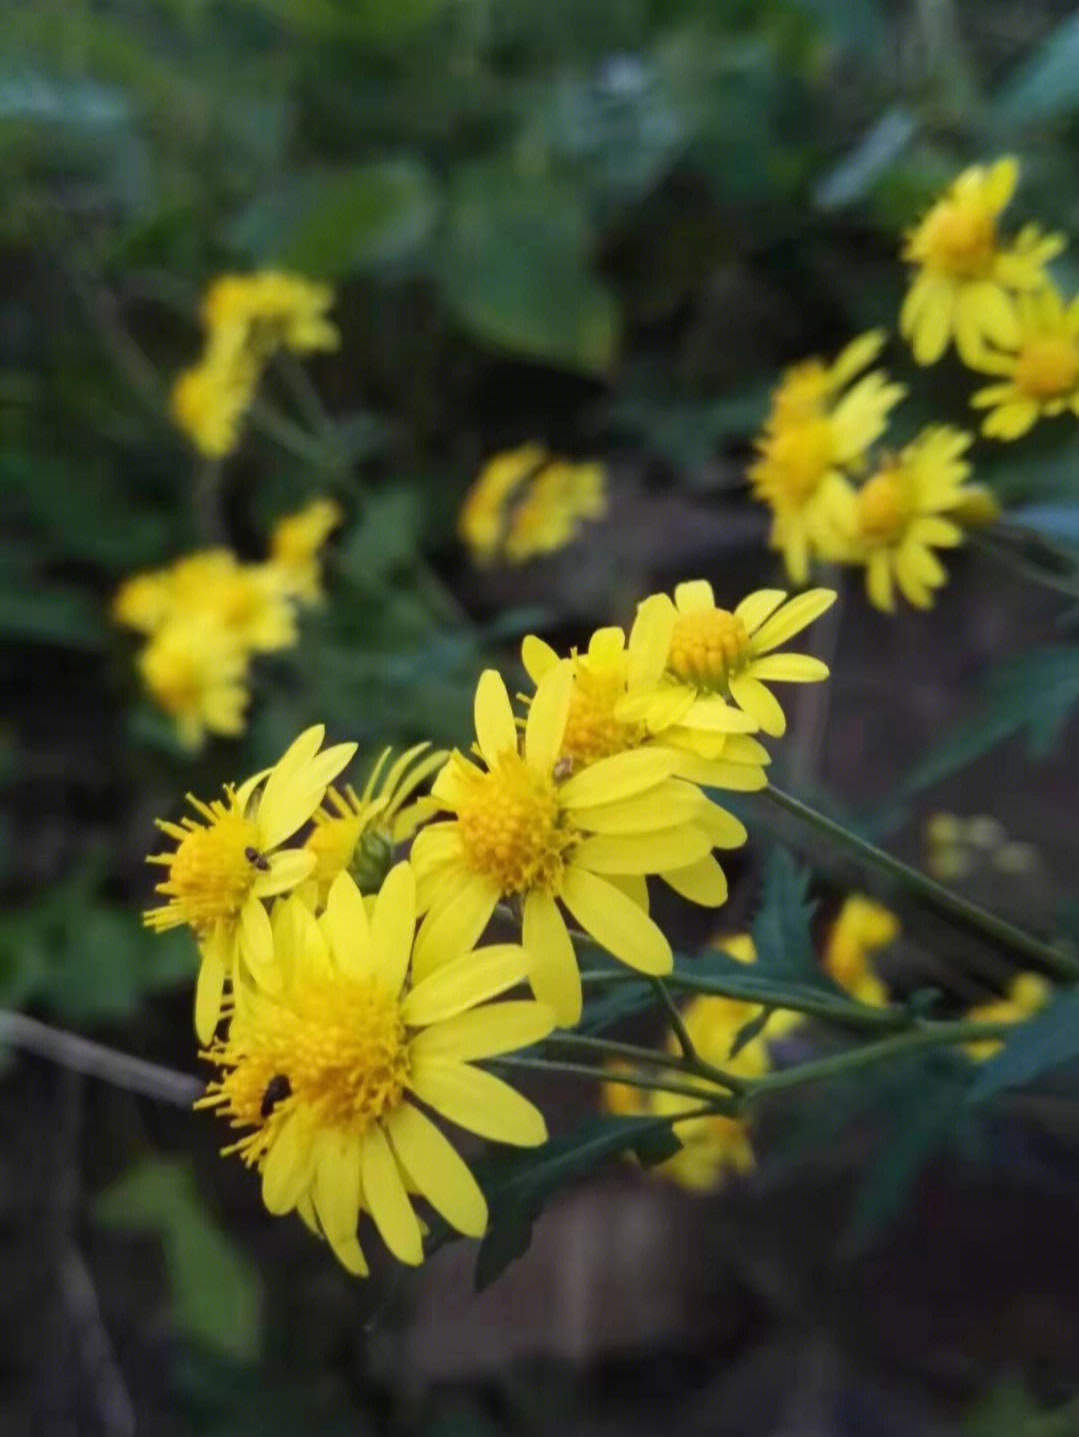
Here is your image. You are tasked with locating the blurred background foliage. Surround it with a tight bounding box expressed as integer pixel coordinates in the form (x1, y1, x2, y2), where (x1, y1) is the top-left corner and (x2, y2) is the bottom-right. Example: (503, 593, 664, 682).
(1, 0, 1077, 1432)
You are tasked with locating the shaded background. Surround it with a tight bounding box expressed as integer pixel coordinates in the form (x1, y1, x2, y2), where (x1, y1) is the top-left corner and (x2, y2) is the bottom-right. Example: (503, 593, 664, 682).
(1, 1, 1077, 1433)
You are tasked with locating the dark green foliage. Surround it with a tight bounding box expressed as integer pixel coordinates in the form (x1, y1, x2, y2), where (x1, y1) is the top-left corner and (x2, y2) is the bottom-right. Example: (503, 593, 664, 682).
(968, 988, 1079, 1104)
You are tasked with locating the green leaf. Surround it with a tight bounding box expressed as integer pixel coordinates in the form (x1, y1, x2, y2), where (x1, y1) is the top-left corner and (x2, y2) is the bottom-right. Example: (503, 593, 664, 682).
(472, 1115, 672, 1290)
(989, 15, 1079, 127)
(0, 583, 106, 652)
(904, 647, 1079, 791)
(968, 988, 1079, 1104)
(750, 847, 821, 982)
(96, 1159, 261, 1362)
(437, 167, 619, 375)
(228, 161, 438, 277)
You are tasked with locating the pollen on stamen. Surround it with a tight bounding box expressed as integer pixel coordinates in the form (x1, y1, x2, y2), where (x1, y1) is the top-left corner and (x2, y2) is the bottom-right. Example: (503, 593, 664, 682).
(454, 751, 577, 895)
(145, 799, 261, 931)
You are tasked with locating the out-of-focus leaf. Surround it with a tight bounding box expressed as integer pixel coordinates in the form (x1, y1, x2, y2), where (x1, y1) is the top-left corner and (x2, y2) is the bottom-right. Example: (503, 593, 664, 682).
(814, 108, 917, 208)
(237, 0, 449, 45)
(0, 584, 106, 652)
(789, 0, 887, 55)
(1009, 505, 1079, 546)
(964, 1377, 1079, 1436)
(437, 167, 619, 375)
(608, 385, 770, 471)
(96, 1159, 261, 1363)
(903, 647, 1079, 792)
(967, 989, 1079, 1104)
(228, 161, 438, 276)
(472, 1114, 673, 1289)
(337, 490, 422, 584)
(989, 15, 1079, 127)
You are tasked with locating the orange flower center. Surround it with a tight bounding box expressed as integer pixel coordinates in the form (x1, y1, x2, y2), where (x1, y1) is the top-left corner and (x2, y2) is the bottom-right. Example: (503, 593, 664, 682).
(1013, 334, 1079, 400)
(855, 469, 908, 543)
(668, 608, 749, 690)
(454, 752, 576, 895)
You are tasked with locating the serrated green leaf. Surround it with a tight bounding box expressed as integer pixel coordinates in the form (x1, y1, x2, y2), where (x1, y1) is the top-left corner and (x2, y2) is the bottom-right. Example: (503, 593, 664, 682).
(750, 847, 822, 982)
(96, 1159, 261, 1362)
(968, 989, 1079, 1104)
(989, 15, 1079, 127)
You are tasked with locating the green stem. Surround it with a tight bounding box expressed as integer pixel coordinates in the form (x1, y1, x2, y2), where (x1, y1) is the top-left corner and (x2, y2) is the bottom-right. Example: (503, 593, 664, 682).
(761, 785, 1078, 982)
(192, 458, 226, 545)
(548, 1027, 747, 1095)
(744, 1017, 1016, 1103)
(493, 1054, 733, 1108)
(248, 399, 332, 467)
(969, 527, 1079, 603)
(652, 977, 696, 1058)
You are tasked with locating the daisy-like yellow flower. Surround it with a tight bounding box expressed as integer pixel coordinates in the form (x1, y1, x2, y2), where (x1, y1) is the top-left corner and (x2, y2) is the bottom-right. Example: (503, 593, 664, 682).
(900, 157, 1065, 367)
(411, 665, 722, 1026)
(824, 426, 994, 611)
(138, 619, 251, 751)
(200, 864, 554, 1274)
(146, 725, 357, 1043)
(823, 895, 898, 1007)
(301, 744, 446, 909)
(964, 972, 1052, 1059)
(267, 497, 345, 603)
(170, 330, 259, 458)
(114, 549, 298, 651)
(748, 332, 906, 584)
(622, 582, 836, 738)
(201, 272, 340, 360)
(458, 444, 606, 566)
(969, 286, 1079, 439)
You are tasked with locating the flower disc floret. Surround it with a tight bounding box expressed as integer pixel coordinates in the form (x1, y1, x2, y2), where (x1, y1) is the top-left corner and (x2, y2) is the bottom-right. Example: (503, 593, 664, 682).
(454, 751, 575, 894)
(668, 608, 750, 689)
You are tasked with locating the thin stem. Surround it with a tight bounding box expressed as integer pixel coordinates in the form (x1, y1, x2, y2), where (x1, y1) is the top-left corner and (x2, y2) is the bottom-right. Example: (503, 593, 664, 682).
(652, 977, 696, 1058)
(192, 458, 226, 546)
(761, 785, 1078, 982)
(0, 1011, 203, 1107)
(548, 1026, 747, 1095)
(744, 1017, 1016, 1103)
(493, 1054, 733, 1108)
(969, 527, 1079, 602)
(247, 398, 332, 467)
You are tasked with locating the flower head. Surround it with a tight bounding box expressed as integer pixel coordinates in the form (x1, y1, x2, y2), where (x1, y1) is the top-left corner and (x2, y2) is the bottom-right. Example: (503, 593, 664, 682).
(969, 286, 1079, 438)
(170, 330, 259, 458)
(146, 725, 357, 1042)
(748, 332, 905, 583)
(900, 157, 1065, 366)
(199, 863, 553, 1274)
(964, 972, 1052, 1059)
(411, 666, 724, 1025)
(824, 426, 993, 610)
(622, 582, 836, 738)
(823, 895, 898, 1006)
(267, 497, 345, 603)
(458, 445, 606, 566)
(137, 619, 251, 750)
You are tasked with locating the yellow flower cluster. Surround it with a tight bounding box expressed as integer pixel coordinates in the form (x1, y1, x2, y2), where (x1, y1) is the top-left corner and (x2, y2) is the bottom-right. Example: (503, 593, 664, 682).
(458, 444, 606, 565)
(171, 272, 340, 457)
(145, 578, 837, 1271)
(112, 499, 342, 747)
(964, 973, 1051, 1059)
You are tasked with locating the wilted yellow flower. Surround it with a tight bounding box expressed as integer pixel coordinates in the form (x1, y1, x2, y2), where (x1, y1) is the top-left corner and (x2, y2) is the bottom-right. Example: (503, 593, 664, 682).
(201, 272, 340, 359)
(823, 895, 898, 1007)
(301, 744, 446, 908)
(969, 285, 1079, 439)
(411, 665, 723, 1026)
(267, 497, 345, 603)
(621, 583, 836, 738)
(749, 332, 905, 584)
(824, 427, 994, 611)
(138, 620, 251, 750)
(965, 972, 1052, 1059)
(199, 865, 553, 1274)
(458, 445, 606, 565)
(900, 157, 1065, 366)
(146, 726, 356, 1042)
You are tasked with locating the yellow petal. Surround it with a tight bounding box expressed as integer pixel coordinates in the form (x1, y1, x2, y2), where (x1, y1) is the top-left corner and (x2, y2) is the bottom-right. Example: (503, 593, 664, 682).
(411, 1001, 554, 1062)
(523, 889, 581, 1025)
(673, 579, 715, 613)
(865, 551, 895, 611)
(411, 873, 498, 982)
(258, 741, 357, 850)
(747, 653, 829, 682)
(670, 751, 769, 791)
(699, 801, 748, 848)
(474, 670, 518, 768)
(677, 696, 758, 733)
(401, 944, 530, 1026)
(409, 1060, 548, 1145)
(524, 659, 572, 774)
(253, 847, 316, 899)
(576, 827, 712, 874)
(576, 780, 705, 834)
(362, 1124, 423, 1264)
(194, 927, 229, 1044)
(627, 594, 675, 688)
(750, 589, 835, 653)
(369, 861, 415, 996)
(734, 589, 787, 635)
(322, 871, 373, 978)
(521, 633, 559, 682)
(312, 1130, 362, 1243)
(386, 1102, 488, 1237)
(261, 1113, 313, 1214)
(661, 855, 729, 906)
(239, 897, 279, 988)
(727, 673, 787, 737)
(561, 865, 672, 974)
(560, 747, 675, 808)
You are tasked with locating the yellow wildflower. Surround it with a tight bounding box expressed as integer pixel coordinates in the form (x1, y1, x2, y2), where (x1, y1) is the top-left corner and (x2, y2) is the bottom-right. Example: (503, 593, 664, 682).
(199, 864, 553, 1274)
(969, 285, 1079, 439)
(146, 725, 357, 1043)
(201, 272, 340, 359)
(411, 665, 721, 1026)
(965, 973, 1052, 1059)
(267, 497, 345, 604)
(458, 444, 606, 566)
(748, 332, 905, 583)
(900, 157, 1065, 366)
(138, 619, 251, 751)
(622, 582, 836, 738)
(823, 895, 898, 1007)
(167, 550, 298, 653)
(170, 329, 259, 458)
(824, 427, 993, 611)
(301, 744, 446, 909)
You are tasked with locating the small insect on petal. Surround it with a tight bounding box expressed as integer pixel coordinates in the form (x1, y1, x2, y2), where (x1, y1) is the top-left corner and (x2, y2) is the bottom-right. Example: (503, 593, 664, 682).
(261, 1074, 292, 1117)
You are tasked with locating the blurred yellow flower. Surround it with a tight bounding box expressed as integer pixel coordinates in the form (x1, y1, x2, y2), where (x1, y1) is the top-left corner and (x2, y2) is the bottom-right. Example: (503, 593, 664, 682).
(900, 157, 1065, 366)
(823, 895, 898, 1007)
(138, 619, 250, 750)
(145, 726, 356, 1043)
(969, 286, 1079, 439)
(411, 666, 721, 1025)
(458, 444, 606, 565)
(748, 332, 905, 584)
(621, 582, 836, 738)
(965, 972, 1052, 1059)
(824, 427, 995, 610)
(199, 865, 553, 1275)
(170, 331, 259, 458)
(268, 497, 345, 603)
